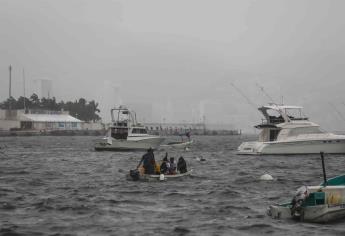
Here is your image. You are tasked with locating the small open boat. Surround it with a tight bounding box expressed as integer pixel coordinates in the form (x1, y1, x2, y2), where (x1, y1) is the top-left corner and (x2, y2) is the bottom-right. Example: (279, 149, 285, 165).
(126, 169, 193, 181)
(160, 140, 193, 149)
(267, 153, 345, 223)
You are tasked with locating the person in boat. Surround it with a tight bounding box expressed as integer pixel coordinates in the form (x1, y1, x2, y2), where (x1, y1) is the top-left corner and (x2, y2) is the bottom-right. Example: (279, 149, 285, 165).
(159, 153, 169, 174)
(185, 131, 191, 141)
(179, 133, 184, 142)
(137, 147, 156, 175)
(168, 157, 176, 175)
(177, 156, 187, 173)
(290, 186, 309, 217)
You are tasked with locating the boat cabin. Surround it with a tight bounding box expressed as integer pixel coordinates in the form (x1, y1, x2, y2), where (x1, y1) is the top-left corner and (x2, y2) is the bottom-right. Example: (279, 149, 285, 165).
(256, 104, 310, 142)
(256, 125, 281, 142)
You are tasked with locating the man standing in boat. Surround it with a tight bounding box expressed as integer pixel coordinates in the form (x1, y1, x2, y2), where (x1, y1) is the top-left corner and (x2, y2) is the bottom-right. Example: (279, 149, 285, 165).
(186, 130, 191, 141)
(137, 147, 156, 174)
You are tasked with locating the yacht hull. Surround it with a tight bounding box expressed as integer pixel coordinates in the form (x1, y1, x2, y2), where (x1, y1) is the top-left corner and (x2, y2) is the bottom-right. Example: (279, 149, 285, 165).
(238, 139, 345, 155)
(94, 137, 165, 151)
(160, 140, 193, 149)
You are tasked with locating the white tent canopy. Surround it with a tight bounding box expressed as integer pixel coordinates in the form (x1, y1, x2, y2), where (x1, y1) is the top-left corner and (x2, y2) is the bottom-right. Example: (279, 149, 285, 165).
(21, 114, 82, 123)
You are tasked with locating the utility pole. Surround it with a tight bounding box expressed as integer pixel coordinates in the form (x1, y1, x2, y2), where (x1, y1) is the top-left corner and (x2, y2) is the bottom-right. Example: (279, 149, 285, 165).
(9, 65, 12, 110)
(23, 68, 26, 111)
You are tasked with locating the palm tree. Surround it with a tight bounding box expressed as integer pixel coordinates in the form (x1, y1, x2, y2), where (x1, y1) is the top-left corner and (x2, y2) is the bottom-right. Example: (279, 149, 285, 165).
(30, 93, 39, 109)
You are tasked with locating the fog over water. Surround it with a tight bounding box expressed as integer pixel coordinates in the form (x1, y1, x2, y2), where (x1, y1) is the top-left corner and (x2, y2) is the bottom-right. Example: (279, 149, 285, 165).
(1, 0, 345, 131)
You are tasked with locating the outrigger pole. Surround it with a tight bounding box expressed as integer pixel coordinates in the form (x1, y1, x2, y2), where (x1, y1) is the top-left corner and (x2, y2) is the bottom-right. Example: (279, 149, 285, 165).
(320, 152, 327, 186)
(229, 82, 257, 110)
(255, 82, 275, 104)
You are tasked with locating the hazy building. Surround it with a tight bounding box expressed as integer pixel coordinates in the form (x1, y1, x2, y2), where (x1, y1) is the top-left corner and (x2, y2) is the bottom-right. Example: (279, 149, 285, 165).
(99, 81, 122, 123)
(127, 102, 153, 123)
(34, 79, 53, 98)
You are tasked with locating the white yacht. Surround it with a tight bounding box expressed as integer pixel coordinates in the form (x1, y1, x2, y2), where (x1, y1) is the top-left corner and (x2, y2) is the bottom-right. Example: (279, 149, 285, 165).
(237, 104, 345, 154)
(95, 106, 164, 151)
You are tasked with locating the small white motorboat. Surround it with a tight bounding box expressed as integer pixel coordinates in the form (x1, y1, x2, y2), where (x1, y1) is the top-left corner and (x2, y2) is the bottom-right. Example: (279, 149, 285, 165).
(267, 153, 345, 223)
(268, 180, 345, 223)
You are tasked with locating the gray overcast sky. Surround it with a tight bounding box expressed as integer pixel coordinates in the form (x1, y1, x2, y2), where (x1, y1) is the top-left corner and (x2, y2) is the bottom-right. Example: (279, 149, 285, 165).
(1, 0, 345, 131)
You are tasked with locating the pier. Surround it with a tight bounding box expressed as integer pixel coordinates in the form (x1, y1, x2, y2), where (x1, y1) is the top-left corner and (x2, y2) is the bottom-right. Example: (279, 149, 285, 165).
(144, 122, 241, 136)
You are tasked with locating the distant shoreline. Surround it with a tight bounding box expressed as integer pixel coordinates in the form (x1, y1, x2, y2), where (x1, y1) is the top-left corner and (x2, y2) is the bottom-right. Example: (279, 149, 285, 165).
(0, 130, 105, 137)
(0, 130, 241, 137)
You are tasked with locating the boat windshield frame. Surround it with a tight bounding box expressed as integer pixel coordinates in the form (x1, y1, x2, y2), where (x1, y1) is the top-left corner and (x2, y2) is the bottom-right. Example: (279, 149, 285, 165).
(259, 104, 308, 125)
(111, 106, 139, 128)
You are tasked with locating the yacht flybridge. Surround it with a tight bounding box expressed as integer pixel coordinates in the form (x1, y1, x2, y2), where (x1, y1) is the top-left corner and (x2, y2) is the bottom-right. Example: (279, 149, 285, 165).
(95, 106, 164, 151)
(237, 104, 345, 154)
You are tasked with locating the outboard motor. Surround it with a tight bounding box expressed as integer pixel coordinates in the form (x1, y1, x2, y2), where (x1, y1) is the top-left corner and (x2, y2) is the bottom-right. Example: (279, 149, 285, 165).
(129, 169, 140, 181)
(290, 186, 309, 219)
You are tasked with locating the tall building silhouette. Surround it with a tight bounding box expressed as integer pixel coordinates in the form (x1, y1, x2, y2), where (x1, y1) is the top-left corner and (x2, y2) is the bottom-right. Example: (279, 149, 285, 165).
(34, 79, 53, 98)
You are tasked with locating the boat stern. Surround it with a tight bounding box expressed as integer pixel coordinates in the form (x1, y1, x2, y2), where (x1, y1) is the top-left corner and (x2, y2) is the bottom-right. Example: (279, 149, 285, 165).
(267, 203, 292, 220)
(237, 141, 265, 155)
(94, 137, 112, 150)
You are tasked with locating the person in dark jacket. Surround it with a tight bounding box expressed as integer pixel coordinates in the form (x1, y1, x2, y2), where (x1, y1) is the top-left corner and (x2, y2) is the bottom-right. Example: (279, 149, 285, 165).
(138, 147, 156, 174)
(185, 131, 191, 141)
(177, 156, 187, 173)
(159, 153, 169, 174)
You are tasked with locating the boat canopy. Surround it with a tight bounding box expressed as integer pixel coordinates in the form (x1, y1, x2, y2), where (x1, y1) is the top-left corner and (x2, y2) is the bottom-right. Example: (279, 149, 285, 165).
(321, 174, 345, 186)
(262, 105, 303, 111)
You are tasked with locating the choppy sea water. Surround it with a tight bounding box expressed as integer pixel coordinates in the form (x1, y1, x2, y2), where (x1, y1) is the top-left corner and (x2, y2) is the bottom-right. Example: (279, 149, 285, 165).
(1, 135, 345, 236)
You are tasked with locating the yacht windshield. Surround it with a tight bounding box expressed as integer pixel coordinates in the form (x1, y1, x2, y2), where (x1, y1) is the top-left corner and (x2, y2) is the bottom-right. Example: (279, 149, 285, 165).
(132, 128, 147, 134)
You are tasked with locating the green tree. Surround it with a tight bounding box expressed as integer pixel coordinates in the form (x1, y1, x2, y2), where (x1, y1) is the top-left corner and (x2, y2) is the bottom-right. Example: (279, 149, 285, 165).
(0, 94, 101, 121)
(30, 93, 40, 109)
(0, 97, 16, 109)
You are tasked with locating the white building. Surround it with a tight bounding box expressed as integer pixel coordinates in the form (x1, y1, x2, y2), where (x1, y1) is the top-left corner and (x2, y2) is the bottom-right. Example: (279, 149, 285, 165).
(0, 109, 83, 131)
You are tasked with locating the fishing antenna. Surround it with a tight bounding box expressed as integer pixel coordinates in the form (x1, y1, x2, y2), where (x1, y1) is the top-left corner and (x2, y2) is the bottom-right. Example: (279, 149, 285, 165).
(229, 82, 257, 110)
(23, 68, 26, 110)
(329, 102, 345, 123)
(255, 83, 275, 104)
